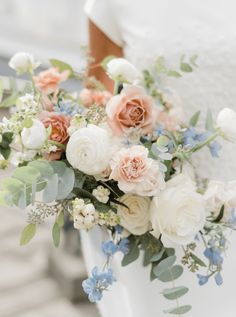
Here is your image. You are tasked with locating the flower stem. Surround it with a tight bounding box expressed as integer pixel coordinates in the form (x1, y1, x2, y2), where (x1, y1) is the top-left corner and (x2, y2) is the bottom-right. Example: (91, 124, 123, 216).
(191, 130, 220, 153)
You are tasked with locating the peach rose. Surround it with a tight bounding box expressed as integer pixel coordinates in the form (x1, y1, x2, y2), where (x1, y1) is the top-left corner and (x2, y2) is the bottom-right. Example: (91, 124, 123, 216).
(106, 85, 157, 136)
(34, 67, 69, 95)
(110, 145, 165, 196)
(80, 88, 112, 107)
(39, 111, 70, 160)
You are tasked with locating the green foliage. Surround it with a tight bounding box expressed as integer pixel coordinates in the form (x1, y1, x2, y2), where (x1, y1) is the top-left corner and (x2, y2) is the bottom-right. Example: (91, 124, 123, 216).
(180, 63, 193, 73)
(162, 286, 189, 300)
(151, 251, 191, 315)
(140, 233, 162, 266)
(153, 255, 177, 277)
(122, 236, 140, 266)
(0, 160, 75, 208)
(164, 305, 192, 315)
(52, 222, 61, 247)
(205, 109, 214, 131)
(189, 111, 201, 127)
(50, 59, 74, 77)
(0, 92, 19, 108)
(0, 132, 13, 159)
(20, 223, 36, 245)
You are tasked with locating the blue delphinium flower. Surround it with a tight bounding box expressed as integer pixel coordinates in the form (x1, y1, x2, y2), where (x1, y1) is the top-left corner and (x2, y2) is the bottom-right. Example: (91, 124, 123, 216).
(82, 267, 116, 302)
(153, 125, 164, 137)
(208, 141, 222, 158)
(102, 240, 119, 256)
(197, 274, 209, 286)
(118, 238, 130, 255)
(214, 272, 223, 286)
(204, 248, 223, 266)
(183, 128, 199, 147)
(115, 225, 123, 234)
(54, 99, 83, 116)
(183, 129, 212, 148)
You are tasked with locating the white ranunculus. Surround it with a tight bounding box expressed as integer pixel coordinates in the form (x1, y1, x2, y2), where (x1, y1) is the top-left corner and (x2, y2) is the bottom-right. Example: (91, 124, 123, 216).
(106, 58, 142, 84)
(117, 194, 151, 235)
(204, 180, 226, 214)
(66, 124, 112, 176)
(9, 52, 40, 74)
(150, 174, 206, 246)
(217, 107, 236, 142)
(21, 119, 46, 150)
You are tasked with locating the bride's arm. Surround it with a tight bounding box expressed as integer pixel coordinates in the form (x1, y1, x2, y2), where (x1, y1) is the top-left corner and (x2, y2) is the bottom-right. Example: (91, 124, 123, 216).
(88, 19, 123, 91)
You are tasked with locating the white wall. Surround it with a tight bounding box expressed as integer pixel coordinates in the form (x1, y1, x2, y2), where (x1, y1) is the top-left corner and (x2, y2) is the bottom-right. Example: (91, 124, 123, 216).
(0, 0, 88, 70)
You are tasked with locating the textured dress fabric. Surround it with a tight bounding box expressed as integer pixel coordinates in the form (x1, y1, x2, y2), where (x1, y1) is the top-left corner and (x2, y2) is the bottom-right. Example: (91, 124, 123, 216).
(82, 1, 236, 316)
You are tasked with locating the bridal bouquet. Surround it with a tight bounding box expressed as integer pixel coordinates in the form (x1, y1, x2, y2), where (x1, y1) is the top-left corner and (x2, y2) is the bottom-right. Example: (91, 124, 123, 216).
(1, 52, 236, 315)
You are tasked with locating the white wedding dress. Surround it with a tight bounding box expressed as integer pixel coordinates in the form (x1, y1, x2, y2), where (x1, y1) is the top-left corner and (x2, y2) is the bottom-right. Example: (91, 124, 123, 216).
(81, 1, 236, 316)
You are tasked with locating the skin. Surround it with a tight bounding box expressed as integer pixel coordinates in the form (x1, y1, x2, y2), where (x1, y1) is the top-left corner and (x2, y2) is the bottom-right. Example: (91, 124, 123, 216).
(88, 20, 123, 91)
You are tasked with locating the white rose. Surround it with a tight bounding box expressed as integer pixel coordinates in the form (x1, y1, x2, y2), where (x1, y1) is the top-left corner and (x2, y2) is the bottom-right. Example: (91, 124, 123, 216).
(204, 180, 226, 214)
(117, 194, 151, 235)
(150, 174, 206, 245)
(9, 52, 40, 74)
(107, 58, 142, 84)
(217, 107, 236, 142)
(66, 124, 112, 176)
(21, 119, 46, 150)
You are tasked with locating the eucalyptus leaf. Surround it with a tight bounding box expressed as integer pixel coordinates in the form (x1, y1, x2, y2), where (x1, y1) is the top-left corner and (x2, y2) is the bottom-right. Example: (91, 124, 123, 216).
(56, 211, 64, 228)
(205, 109, 214, 131)
(153, 255, 176, 277)
(189, 111, 201, 127)
(155, 265, 183, 282)
(50, 161, 75, 199)
(180, 63, 193, 72)
(42, 174, 59, 203)
(162, 286, 189, 300)
(164, 305, 191, 315)
(150, 248, 166, 262)
(122, 236, 140, 266)
(52, 222, 61, 247)
(167, 70, 182, 78)
(50, 59, 74, 77)
(12, 166, 40, 185)
(0, 92, 18, 108)
(20, 223, 36, 245)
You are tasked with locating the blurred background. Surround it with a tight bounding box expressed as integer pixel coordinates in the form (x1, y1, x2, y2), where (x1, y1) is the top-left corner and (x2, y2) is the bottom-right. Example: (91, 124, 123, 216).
(0, 1, 100, 316)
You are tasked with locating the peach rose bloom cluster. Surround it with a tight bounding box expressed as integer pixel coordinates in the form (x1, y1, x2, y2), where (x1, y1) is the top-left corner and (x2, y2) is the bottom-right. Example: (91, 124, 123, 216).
(39, 111, 70, 160)
(80, 88, 112, 107)
(110, 145, 165, 196)
(106, 85, 157, 136)
(34, 67, 69, 95)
